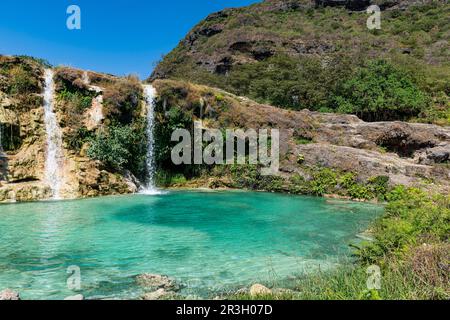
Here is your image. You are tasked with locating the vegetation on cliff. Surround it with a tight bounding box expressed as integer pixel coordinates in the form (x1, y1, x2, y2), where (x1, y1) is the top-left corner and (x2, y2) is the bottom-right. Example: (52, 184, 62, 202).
(53, 67, 148, 178)
(151, 0, 449, 124)
(0, 56, 45, 151)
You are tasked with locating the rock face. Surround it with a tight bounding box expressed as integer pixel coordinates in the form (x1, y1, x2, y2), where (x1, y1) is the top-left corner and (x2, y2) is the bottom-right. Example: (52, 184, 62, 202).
(0, 289, 20, 300)
(153, 79, 450, 194)
(0, 56, 139, 202)
(150, 0, 446, 83)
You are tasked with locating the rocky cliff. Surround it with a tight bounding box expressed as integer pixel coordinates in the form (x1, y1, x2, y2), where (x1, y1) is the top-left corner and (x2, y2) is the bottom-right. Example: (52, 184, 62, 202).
(0, 56, 449, 202)
(151, 79, 450, 197)
(150, 0, 449, 124)
(0, 56, 140, 202)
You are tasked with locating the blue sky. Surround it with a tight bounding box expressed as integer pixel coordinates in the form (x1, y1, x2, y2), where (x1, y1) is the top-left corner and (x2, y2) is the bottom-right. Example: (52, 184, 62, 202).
(0, 0, 258, 79)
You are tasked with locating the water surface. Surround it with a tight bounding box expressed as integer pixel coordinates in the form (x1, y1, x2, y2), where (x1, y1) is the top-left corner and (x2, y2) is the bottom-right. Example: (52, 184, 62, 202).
(0, 191, 382, 300)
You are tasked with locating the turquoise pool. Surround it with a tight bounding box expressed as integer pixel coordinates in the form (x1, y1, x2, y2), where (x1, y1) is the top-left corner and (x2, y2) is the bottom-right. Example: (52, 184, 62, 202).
(0, 191, 382, 300)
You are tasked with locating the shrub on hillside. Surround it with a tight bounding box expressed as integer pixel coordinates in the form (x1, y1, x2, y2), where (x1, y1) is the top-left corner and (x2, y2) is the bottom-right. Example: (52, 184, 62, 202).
(333, 60, 430, 121)
(358, 186, 450, 264)
(87, 124, 146, 173)
(103, 76, 142, 124)
(7, 65, 40, 95)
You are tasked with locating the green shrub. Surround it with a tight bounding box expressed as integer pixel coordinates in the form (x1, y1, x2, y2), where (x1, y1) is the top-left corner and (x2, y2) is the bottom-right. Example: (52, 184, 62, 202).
(57, 89, 94, 112)
(87, 124, 146, 173)
(334, 60, 430, 121)
(66, 127, 92, 152)
(7, 65, 40, 95)
(358, 187, 450, 264)
(310, 168, 337, 196)
(103, 77, 142, 125)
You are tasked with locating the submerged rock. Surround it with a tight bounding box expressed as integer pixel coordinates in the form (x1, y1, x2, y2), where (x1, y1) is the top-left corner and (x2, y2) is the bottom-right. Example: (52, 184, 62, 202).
(0, 289, 20, 300)
(64, 294, 84, 300)
(136, 273, 180, 291)
(141, 289, 177, 301)
(249, 284, 272, 296)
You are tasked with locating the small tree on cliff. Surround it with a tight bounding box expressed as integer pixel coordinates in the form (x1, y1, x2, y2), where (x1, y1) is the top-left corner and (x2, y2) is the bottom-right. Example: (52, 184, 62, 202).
(87, 125, 134, 171)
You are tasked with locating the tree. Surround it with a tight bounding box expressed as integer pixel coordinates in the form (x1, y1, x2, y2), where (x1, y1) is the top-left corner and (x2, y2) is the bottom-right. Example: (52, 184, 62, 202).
(333, 60, 430, 121)
(87, 125, 136, 171)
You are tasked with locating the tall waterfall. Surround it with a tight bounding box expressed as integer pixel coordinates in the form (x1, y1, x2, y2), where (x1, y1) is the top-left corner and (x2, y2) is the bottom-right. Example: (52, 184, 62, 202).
(43, 69, 64, 199)
(142, 85, 157, 194)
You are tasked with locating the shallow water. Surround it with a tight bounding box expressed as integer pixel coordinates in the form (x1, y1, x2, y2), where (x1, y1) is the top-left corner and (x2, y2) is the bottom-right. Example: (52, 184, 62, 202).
(0, 191, 382, 300)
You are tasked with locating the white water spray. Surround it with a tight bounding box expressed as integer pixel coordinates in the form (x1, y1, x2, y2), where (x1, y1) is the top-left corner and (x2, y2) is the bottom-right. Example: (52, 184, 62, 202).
(43, 69, 64, 199)
(142, 85, 158, 194)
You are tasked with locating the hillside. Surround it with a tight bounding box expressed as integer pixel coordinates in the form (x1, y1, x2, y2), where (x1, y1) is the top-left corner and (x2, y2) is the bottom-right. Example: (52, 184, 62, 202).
(150, 0, 449, 124)
(1, 56, 449, 202)
(0, 56, 143, 201)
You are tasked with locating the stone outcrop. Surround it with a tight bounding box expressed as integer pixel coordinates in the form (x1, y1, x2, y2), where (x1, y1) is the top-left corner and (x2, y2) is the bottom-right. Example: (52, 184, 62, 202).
(64, 294, 84, 300)
(141, 289, 178, 300)
(0, 56, 139, 203)
(137, 274, 182, 300)
(0, 289, 20, 300)
(153, 79, 450, 193)
(249, 284, 272, 296)
(135, 273, 181, 292)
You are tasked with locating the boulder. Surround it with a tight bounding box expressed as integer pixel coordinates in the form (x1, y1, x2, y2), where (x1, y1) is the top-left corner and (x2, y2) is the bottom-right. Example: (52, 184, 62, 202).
(141, 289, 177, 301)
(249, 284, 272, 296)
(136, 274, 180, 291)
(0, 289, 20, 300)
(64, 294, 84, 300)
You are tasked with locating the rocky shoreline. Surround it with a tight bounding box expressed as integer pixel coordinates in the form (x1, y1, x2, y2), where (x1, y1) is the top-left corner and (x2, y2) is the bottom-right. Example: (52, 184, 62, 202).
(0, 273, 289, 301)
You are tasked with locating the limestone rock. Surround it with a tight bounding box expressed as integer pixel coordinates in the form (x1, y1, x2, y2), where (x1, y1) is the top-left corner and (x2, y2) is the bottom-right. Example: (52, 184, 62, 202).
(249, 284, 272, 296)
(141, 289, 177, 301)
(64, 294, 84, 300)
(136, 274, 180, 291)
(0, 289, 20, 300)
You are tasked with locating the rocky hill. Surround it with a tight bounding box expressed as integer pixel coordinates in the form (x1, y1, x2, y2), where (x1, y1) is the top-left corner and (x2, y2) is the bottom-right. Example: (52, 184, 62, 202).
(0, 56, 142, 202)
(151, 79, 450, 198)
(151, 0, 449, 124)
(0, 55, 449, 202)
(1, 1, 449, 202)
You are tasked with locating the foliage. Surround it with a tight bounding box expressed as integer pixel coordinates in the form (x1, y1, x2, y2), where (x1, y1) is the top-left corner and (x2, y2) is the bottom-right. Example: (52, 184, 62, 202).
(153, 1, 449, 124)
(232, 257, 448, 300)
(66, 127, 93, 152)
(225, 54, 354, 111)
(87, 124, 146, 174)
(103, 76, 142, 125)
(57, 88, 94, 113)
(358, 186, 450, 264)
(6, 65, 40, 95)
(154, 105, 194, 177)
(228, 164, 285, 192)
(333, 60, 430, 121)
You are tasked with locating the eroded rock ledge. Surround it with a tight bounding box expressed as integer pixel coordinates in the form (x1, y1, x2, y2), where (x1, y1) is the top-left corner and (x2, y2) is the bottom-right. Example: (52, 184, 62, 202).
(152, 79, 450, 194)
(1, 57, 449, 202)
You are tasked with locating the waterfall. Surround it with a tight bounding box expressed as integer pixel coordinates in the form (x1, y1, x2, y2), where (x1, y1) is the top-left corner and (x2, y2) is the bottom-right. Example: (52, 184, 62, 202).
(43, 69, 64, 199)
(142, 84, 158, 194)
